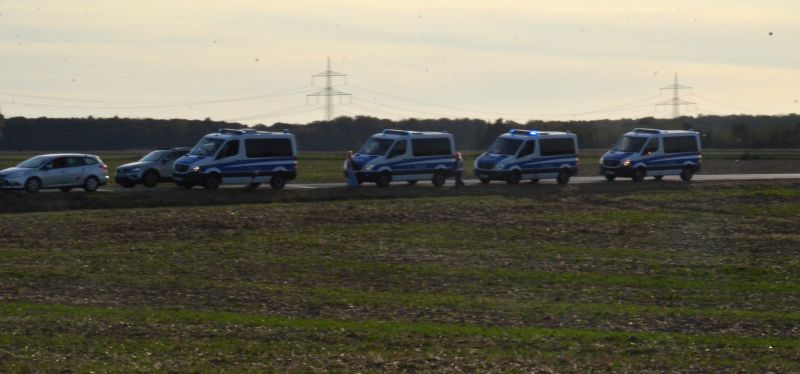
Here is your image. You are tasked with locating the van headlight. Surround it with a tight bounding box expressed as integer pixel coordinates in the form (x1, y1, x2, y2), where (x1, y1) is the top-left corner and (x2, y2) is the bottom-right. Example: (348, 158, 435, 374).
(598, 158, 604, 165)
(192, 166, 201, 172)
(623, 159, 632, 167)
(364, 164, 375, 171)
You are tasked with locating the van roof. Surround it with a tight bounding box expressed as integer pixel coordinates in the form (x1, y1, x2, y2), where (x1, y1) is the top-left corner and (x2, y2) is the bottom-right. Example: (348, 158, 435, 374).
(209, 128, 294, 138)
(376, 129, 452, 137)
(628, 128, 698, 135)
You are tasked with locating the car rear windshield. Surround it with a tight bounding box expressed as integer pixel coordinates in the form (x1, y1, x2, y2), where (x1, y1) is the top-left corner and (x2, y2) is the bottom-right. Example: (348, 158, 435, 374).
(488, 138, 523, 155)
(17, 155, 51, 168)
(359, 137, 394, 156)
(612, 136, 647, 152)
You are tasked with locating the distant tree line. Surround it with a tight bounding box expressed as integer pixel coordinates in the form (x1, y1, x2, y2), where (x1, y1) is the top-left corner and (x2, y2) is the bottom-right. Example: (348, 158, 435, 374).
(1, 114, 799, 151)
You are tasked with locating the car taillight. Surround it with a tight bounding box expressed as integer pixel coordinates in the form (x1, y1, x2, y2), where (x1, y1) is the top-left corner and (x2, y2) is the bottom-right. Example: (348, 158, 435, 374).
(100, 163, 108, 170)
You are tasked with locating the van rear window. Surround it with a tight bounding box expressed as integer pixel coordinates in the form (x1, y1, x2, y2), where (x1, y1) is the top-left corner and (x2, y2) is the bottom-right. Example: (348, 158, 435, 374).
(412, 138, 452, 157)
(245, 138, 293, 158)
(663, 136, 698, 153)
(540, 138, 575, 156)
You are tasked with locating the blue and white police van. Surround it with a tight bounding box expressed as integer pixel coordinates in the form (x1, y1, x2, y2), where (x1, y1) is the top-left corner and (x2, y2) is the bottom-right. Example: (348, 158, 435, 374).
(599, 128, 702, 182)
(173, 128, 297, 190)
(474, 129, 579, 185)
(346, 129, 455, 187)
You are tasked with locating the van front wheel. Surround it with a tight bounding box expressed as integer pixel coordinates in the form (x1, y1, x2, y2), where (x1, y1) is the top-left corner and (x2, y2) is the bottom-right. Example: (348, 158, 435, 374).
(270, 174, 286, 189)
(431, 172, 446, 187)
(204, 174, 221, 190)
(376, 172, 391, 187)
(506, 171, 521, 185)
(632, 168, 646, 182)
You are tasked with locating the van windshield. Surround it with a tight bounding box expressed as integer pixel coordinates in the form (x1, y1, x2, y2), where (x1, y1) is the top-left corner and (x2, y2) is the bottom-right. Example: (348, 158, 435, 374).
(17, 155, 51, 169)
(358, 137, 394, 156)
(612, 136, 647, 152)
(190, 137, 225, 157)
(140, 150, 168, 162)
(488, 138, 523, 155)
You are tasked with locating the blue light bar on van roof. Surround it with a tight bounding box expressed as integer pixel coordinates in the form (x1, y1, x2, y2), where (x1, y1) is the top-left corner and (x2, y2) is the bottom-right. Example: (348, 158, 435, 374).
(632, 128, 662, 134)
(508, 129, 538, 136)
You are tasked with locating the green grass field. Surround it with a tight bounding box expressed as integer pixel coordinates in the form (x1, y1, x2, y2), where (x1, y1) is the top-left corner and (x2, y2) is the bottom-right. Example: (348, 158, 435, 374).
(1, 180, 799, 371)
(2, 149, 800, 185)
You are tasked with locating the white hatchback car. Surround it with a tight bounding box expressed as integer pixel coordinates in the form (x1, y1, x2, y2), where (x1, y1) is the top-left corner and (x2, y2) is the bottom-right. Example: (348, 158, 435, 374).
(0, 154, 110, 193)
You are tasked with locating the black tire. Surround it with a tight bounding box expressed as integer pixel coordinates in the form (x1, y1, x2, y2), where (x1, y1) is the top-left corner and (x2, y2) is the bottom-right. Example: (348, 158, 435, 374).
(83, 176, 100, 192)
(59, 187, 72, 192)
(376, 172, 391, 187)
(556, 170, 570, 185)
(632, 168, 646, 182)
(605, 174, 616, 181)
(478, 177, 490, 184)
(653, 175, 664, 181)
(143, 170, 160, 188)
(203, 174, 221, 190)
(270, 174, 286, 189)
(506, 171, 521, 185)
(530, 179, 540, 184)
(680, 167, 694, 181)
(24, 178, 41, 193)
(431, 172, 446, 187)
(406, 180, 418, 186)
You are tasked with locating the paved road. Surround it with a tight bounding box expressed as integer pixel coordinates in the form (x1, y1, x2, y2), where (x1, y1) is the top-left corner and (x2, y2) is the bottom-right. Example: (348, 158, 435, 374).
(87, 173, 800, 192)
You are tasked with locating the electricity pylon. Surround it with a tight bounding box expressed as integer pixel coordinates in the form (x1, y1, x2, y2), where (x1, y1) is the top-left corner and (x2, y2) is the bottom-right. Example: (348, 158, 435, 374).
(656, 73, 695, 118)
(307, 57, 351, 121)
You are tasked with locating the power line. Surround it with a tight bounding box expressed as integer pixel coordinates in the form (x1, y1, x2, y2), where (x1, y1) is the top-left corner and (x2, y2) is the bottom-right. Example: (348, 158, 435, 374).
(687, 92, 764, 115)
(306, 57, 351, 121)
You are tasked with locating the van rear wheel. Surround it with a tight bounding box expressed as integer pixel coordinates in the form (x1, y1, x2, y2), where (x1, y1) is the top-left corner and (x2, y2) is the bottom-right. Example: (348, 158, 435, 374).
(680, 167, 694, 181)
(431, 172, 446, 187)
(556, 170, 570, 185)
(270, 174, 286, 189)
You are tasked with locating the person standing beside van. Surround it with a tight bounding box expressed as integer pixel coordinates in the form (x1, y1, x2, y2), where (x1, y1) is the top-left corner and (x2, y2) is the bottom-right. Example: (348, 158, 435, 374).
(345, 150, 359, 189)
(453, 152, 465, 188)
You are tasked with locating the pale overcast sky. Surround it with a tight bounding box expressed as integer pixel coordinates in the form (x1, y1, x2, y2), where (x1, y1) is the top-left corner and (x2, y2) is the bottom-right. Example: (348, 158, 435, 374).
(1, 0, 798, 125)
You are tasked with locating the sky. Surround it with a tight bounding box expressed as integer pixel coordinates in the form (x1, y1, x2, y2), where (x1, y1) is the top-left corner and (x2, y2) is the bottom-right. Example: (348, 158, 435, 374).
(1, 0, 799, 125)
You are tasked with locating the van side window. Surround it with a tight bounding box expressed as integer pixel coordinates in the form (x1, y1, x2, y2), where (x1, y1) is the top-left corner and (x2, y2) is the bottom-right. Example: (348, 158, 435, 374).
(642, 138, 659, 154)
(540, 138, 575, 156)
(388, 140, 407, 158)
(245, 138, 293, 158)
(663, 136, 698, 153)
(217, 140, 240, 159)
(518, 141, 535, 157)
(412, 138, 452, 157)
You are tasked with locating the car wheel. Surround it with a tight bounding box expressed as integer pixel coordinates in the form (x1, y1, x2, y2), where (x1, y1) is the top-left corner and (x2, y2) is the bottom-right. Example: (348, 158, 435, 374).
(270, 174, 286, 189)
(530, 178, 540, 184)
(406, 180, 418, 186)
(506, 171, 521, 185)
(24, 178, 41, 193)
(59, 187, 72, 192)
(556, 170, 570, 185)
(478, 177, 490, 184)
(604, 174, 616, 181)
(431, 172, 446, 187)
(203, 174, 221, 190)
(83, 176, 100, 192)
(376, 172, 391, 187)
(653, 175, 664, 181)
(632, 168, 646, 182)
(143, 170, 160, 188)
(680, 167, 694, 181)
